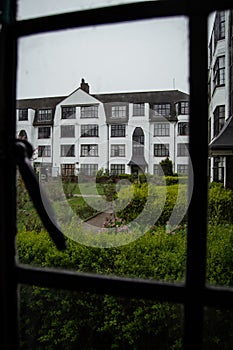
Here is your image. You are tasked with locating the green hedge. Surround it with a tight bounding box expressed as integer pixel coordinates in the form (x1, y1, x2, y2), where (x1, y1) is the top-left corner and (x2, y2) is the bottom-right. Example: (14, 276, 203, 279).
(17, 223, 233, 349)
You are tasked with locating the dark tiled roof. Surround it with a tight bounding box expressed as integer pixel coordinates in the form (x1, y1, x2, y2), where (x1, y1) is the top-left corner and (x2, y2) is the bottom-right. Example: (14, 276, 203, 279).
(93, 90, 189, 104)
(16, 96, 65, 109)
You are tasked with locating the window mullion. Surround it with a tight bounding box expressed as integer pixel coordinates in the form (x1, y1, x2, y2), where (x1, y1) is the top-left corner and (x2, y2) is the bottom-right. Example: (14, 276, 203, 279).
(184, 12, 209, 350)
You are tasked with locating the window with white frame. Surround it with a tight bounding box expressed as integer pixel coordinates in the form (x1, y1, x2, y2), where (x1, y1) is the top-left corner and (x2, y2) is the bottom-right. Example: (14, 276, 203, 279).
(81, 144, 98, 157)
(61, 106, 76, 119)
(60, 144, 75, 157)
(18, 109, 28, 121)
(153, 164, 162, 175)
(133, 103, 145, 116)
(38, 109, 53, 122)
(111, 105, 127, 118)
(111, 124, 126, 137)
(110, 164, 125, 175)
(81, 124, 98, 137)
(80, 105, 98, 118)
(177, 164, 189, 175)
(38, 145, 51, 157)
(60, 125, 75, 138)
(154, 123, 170, 136)
(38, 127, 50, 139)
(154, 144, 169, 157)
(80, 164, 98, 176)
(111, 144, 125, 157)
(153, 103, 171, 117)
(177, 143, 189, 156)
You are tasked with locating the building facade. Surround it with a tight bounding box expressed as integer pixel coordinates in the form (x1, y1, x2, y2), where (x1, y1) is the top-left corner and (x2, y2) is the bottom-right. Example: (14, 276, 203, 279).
(16, 79, 189, 178)
(208, 10, 233, 188)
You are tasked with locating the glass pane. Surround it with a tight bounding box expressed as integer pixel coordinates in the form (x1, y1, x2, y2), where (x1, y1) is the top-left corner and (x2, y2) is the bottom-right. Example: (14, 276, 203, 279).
(16, 17, 190, 282)
(17, 0, 157, 20)
(207, 10, 233, 287)
(204, 307, 233, 349)
(19, 285, 183, 349)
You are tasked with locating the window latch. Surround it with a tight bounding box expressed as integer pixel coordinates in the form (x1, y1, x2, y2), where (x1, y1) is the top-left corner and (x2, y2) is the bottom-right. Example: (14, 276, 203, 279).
(15, 139, 66, 250)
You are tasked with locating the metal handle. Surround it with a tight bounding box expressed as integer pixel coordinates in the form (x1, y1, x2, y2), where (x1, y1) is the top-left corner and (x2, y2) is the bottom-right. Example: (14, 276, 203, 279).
(15, 139, 66, 251)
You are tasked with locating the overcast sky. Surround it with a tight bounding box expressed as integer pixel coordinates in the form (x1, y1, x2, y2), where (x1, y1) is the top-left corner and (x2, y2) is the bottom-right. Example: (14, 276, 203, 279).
(17, 1, 190, 99)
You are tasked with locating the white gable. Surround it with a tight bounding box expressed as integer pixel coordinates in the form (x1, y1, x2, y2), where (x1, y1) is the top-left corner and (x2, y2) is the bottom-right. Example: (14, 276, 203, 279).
(59, 88, 100, 106)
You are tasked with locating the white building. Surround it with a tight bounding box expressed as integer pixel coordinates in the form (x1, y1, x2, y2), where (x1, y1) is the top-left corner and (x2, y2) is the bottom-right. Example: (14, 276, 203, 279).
(208, 10, 233, 188)
(16, 79, 189, 178)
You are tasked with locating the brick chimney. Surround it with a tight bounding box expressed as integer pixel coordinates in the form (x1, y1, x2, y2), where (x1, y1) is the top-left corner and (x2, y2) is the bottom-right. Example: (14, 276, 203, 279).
(80, 78, 90, 93)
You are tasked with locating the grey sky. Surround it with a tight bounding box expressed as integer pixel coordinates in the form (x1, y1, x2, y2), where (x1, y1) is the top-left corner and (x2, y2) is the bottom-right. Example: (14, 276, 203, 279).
(17, 1, 189, 98)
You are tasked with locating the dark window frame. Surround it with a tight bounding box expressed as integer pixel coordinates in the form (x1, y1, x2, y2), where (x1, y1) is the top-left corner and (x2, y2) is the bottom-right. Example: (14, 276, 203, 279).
(60, 125, 75, 138)
(18, 108, 28, 121)
(154, 143, 169, 157)
(81, 124, 99, 137)
(60, 144, 75, 157)
(38, 126, 51, 139)
(111, 124, 126, 137)
(213, 105, 225, 137)
(1, 1, 231, 349)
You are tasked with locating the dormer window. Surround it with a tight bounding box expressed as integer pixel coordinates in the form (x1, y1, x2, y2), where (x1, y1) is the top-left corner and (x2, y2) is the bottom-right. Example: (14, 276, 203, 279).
(176, 101, 189, 115)
(38, 109, 53, 121)
(18, 109, 28, 121)
(111, 105, 127, 118)
(153, 103, 171, 117)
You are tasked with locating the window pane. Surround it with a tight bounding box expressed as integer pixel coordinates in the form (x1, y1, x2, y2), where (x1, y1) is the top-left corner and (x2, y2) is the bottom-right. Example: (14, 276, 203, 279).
(17, 0, 155, 20)
(16, 17, 190, 276)
(19, 285, 183, 349)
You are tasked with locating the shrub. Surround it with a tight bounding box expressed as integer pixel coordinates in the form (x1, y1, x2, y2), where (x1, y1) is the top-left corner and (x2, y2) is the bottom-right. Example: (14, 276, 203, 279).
(208, 183, 233, 224)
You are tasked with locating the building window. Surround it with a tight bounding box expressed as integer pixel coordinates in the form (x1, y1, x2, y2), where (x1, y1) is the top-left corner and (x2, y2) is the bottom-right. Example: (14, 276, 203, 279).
(178, 122, 189, 135)
(111, 144, 125, 157)
(214, 11, 225, 47)
(110, 164, 125, 175)
(60, 144, 75, 157)
(61, 106, 76, 119)
(111, 105, 127, 118)
(38, 145, 51, 157)
(18, 108, 28, 121)
(153, 103, 171, 117)
(213, 105, 225, 137)
(154, 123, 170, 136)
(60, 125, 75, 138)
(111, 124, 126, 137)
(80, 105, 98, 118)
(61, 164, 75, 177)
(177, 143, 189, 156)
(154, 144, 169, 157)
(38, 127, 50, 139)
(80, 164, 98, 176)
(153, 164, 163, 176)
(81, 124, 99, 137)
(213, 156, 224, 183)
(177, 164, 189, 175)
(176, 101, 189, 115)
(213, 56, 225, 88)
(81, 144, 98, 157)
(38, 109, 53, 122)
(133, 103, 145, 116)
